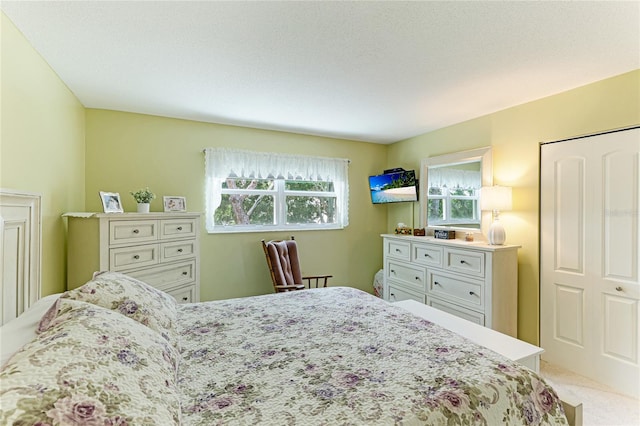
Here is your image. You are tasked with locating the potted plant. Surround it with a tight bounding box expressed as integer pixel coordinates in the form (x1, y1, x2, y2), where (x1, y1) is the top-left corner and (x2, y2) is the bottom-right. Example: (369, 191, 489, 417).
(130, 187, 155, 213)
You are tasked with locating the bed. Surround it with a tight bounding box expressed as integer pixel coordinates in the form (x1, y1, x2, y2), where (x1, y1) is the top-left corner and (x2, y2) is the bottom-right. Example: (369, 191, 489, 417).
(0, 271, 569, 425)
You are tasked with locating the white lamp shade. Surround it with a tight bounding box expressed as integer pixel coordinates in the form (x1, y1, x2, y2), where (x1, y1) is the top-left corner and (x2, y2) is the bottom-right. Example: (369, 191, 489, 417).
(481, 186, 512, 211)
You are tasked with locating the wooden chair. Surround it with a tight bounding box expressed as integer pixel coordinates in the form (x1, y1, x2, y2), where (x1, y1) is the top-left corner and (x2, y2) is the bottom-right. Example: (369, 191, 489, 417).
(261, 236, 332, 293)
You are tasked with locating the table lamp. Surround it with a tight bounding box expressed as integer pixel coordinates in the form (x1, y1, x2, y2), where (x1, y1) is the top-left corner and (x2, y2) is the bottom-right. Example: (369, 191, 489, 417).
(480, 186, 512, 245)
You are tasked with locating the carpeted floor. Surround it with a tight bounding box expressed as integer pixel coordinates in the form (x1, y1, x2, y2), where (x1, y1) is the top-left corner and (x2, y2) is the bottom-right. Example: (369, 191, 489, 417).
(540, 361, 640, 426)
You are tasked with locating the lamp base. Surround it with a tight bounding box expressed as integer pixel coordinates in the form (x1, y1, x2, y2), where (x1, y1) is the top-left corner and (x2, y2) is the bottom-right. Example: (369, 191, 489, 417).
(487, 219, 506, 245)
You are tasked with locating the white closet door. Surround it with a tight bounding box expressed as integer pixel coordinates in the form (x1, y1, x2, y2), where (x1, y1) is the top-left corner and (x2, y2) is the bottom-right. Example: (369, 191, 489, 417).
(540, 127, 639, 398)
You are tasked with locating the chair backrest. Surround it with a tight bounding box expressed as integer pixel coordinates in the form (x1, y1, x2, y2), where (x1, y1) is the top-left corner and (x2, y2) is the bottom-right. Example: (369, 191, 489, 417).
(261, 237, 304, 291)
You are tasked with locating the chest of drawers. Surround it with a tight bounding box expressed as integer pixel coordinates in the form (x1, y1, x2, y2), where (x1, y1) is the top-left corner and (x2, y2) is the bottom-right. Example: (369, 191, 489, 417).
(64, 212, 200, 303)
(382, 234, 520, 337)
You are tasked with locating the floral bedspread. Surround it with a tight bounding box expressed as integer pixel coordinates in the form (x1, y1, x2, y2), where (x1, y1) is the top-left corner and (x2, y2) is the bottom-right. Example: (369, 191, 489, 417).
(177, 287, 568, 425)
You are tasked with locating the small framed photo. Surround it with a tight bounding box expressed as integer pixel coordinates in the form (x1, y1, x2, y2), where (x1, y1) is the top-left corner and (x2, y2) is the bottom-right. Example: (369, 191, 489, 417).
(99, 191, 124, 213)
(163, 196, 187, 212)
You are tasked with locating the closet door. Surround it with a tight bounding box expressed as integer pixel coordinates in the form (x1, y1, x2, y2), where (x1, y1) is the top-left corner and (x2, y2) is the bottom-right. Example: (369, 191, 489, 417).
(540, 127, 639, 398)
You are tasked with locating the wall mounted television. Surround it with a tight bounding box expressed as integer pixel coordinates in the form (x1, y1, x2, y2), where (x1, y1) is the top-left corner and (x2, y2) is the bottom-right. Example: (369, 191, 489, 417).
(369, 169, 418, 204)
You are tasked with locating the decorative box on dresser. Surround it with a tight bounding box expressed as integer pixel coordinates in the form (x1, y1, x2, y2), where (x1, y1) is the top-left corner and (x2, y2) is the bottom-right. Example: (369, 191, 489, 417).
(382, 234, 520, 337)
(64, 212, 200, 303)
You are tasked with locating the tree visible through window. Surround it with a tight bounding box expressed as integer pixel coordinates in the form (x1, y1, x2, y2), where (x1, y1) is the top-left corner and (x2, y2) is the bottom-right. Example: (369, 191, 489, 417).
(204, 148, 349, 233)
(214, 178, 337, 227)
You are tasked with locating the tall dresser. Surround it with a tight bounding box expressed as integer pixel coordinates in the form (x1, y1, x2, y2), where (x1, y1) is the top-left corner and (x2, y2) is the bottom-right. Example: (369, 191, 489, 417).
(382, 234, 519, 337)
(64, 212, 200, 303)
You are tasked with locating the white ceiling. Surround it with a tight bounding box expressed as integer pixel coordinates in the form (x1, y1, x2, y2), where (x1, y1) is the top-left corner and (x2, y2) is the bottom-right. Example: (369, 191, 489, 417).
(2, 1, 639, 144)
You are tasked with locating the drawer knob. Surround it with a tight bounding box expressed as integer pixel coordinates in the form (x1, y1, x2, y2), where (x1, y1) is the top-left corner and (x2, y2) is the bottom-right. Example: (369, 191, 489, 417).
(182, 297, 188, 301)
(177, 248, 183, 253)
(469, 291, 477, 296)
(434, 281, 441, 286)
(177, 226, 183, 231)
(424, 253, 431, 258)
(390, 269, 396, 274)
(460, 260, 468, 265)
(415, 276, 420, 281)
(615, 286, 623, 292)
(133, 255, 140, 260)
(133, 229, 139, 234)
(182, 271, 188, 275)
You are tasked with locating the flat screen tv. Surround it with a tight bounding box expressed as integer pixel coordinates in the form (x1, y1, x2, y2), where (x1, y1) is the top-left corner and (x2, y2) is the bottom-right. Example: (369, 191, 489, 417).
(369, 170, 418, 204)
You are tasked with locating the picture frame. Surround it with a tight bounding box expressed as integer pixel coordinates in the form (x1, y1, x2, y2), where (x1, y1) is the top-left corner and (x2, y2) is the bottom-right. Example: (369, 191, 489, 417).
(163, 196, 187, 212)
(99, 191, 124, 213)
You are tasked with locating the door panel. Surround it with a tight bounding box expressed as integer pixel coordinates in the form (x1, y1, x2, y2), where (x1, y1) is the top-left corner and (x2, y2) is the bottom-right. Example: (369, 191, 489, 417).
(554, 157, 585, 274)
(602, 293, 638, 363)
(603, 150, 638, 282)
(554, 284, 584, 346)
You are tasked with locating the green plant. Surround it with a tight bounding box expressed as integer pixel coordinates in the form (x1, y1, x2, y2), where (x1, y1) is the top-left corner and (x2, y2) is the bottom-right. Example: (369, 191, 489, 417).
(130, 187, 155, 203)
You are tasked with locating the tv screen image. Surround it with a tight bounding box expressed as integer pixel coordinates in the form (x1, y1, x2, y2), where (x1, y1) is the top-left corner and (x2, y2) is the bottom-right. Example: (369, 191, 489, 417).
(369, 170, 418, 204)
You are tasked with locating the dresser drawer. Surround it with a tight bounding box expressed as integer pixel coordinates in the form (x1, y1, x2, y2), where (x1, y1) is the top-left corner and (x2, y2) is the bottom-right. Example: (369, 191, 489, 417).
(110, 244, 159, 270)
(388, 284, 426, 303)
(412, 244, 443, 267)
(427, 296, 485, 325)
(385, 239, 411, 261)
(110, 220, 159, 245)
(427, 271, 484, 310)
(166, 284, 197, 304)
(127, 260, 196, 290)
(160, 218, 197, 240)
(386, 260, 426, 293)
(160, 240, 196, 262)
(444, 248, 485, 277)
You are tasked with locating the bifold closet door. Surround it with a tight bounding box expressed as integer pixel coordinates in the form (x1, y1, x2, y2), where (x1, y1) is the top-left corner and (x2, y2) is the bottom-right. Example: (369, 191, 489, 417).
(540, 126, 639, 398)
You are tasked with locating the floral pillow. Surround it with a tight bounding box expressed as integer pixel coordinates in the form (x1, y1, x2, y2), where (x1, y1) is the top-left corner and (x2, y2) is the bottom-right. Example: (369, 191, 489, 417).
(52, 271, 180, 349)
(1, 299, 180, 425)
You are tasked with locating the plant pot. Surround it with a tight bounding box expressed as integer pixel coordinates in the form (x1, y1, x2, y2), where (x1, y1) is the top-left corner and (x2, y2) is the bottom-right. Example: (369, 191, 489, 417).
(137, 203, 150, 213)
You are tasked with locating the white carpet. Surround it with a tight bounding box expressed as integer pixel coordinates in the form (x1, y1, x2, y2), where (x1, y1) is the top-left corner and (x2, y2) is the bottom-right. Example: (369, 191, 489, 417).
(540, 361, 640, 426)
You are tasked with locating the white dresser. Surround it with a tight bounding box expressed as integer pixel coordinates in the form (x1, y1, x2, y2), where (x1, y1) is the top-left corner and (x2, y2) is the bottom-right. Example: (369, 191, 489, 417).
(382, 234, 520, 337)
(64, 212, 200, 303)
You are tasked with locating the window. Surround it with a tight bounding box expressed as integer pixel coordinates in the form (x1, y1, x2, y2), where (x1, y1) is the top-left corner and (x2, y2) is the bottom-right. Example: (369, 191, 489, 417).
(427, 167, 481, 226)
(427, 186, 480, 226)
(204, 148, 349, 233)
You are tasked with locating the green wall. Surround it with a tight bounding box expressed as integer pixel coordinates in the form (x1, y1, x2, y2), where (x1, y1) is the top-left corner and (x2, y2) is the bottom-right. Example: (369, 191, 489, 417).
(84, 110, 388, 301)
(0, 13, 86, 296)
(4, 8, 639, 345)
(387, 69, 640, 344)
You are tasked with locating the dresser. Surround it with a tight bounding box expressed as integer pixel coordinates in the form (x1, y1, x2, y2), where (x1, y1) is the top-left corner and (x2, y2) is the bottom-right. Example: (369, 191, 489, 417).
(381, 234, 520, 337)
(64, 212, 200, 303)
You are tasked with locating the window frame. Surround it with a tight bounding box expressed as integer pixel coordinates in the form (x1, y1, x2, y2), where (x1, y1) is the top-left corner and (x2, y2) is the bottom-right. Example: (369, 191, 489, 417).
(213, 178, 340, 233)
(204, 148, 349, 234)
(427, 187, 481, 226)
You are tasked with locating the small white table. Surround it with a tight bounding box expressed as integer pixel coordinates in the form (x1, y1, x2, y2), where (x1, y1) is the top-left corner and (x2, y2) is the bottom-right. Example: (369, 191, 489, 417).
(394, 299, 544, 373)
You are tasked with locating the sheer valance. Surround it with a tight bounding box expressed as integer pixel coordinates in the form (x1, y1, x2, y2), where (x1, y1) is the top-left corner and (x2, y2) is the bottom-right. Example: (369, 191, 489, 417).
(204, 148, 349, 181)
(204, 148, 350, 231)
(428, 168, 481, 190)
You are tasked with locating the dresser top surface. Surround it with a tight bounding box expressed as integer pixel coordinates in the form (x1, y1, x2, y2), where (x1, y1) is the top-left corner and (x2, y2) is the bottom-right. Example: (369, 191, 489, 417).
(63, 212, 201, 219)
(381, 234, 521, 251)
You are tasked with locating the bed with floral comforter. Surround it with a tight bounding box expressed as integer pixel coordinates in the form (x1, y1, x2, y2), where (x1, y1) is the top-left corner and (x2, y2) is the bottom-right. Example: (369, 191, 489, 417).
(1, 272, 568, 425)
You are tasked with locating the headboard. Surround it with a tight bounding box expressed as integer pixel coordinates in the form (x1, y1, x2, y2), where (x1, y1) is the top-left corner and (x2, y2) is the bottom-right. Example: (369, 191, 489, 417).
(0, 189, 42, 325)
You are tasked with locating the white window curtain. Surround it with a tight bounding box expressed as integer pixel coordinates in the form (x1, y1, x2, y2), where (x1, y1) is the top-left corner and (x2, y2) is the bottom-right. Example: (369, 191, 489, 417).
(204, 148, 350, 231)
(428, 168, 481, 189)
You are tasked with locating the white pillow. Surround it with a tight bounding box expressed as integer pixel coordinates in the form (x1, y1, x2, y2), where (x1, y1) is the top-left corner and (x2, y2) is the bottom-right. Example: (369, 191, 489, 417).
(0, 293, 61, 367)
